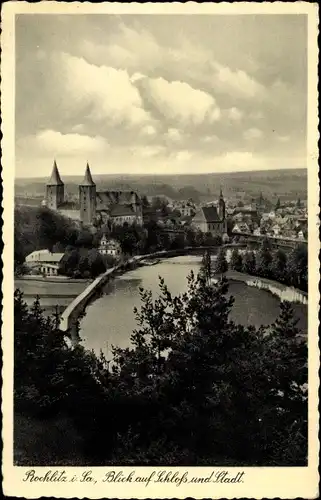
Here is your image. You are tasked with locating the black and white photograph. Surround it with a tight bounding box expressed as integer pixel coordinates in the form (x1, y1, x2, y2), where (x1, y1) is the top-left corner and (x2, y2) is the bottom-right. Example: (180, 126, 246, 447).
(1, 2, 319, 498)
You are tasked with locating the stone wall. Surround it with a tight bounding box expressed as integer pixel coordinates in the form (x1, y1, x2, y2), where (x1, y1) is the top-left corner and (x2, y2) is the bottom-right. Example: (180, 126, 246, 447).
(244, 277, 308, 305)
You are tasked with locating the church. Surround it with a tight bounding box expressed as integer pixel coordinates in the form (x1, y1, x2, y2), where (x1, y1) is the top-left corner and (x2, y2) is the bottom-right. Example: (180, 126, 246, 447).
(191, 189, 227, 237)
(45, 161, 143, 226)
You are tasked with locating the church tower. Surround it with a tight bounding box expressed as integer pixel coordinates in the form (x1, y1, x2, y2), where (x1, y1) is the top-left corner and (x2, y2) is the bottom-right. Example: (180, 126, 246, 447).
(46, 160, 64, 210)
(218, 187, 227, 233)
(79, 163, 96, 224)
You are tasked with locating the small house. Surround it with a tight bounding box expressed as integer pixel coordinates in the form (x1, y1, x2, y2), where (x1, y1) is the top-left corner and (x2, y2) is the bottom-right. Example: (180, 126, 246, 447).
(98, 236, 122, 258)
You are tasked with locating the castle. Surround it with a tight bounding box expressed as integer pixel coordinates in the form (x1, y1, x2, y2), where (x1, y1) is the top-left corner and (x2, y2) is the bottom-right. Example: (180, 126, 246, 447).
(45, 161, 143, 226)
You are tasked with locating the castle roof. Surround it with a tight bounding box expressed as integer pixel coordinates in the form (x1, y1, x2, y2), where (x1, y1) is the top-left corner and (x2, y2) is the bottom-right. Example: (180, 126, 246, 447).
(110, 204, 137, 217)
(47, 161, 64, 186)
(80, 163, 95, 186)
(96, 190, 141, 210)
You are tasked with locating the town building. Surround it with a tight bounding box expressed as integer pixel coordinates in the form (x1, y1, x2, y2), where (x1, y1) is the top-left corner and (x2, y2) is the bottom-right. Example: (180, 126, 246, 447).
(232, 222, 250, 234)
(191, 189, 227, 236)
(25, 249, 64, 276)
(98, 235, 122, 258)
(44, 161, 143, 226)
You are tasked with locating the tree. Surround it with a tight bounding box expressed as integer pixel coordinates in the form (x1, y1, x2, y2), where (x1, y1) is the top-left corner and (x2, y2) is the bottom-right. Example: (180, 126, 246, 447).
(201, 250, 212, 283)
(214, 248, 228, 275)
(296, 198, 302, 208)
(270, 249, 287, 282)
(59, 249, 79, 277)
(87, 249, 106, 277)
(286, 244, 308, 291)
(275, 198, 281, 210)
(76, 229, 94, 249)
(256, 238, 273, 278)
(262, 301, 307, 464)
(110, 269, 306, 465)
(14, 257, 307, 466)
(230, 249, 243, 272)
(243, 251, 256, 275)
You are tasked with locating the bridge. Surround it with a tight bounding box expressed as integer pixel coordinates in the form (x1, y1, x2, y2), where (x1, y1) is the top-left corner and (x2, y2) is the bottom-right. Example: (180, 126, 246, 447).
(230, 232, 307, 250)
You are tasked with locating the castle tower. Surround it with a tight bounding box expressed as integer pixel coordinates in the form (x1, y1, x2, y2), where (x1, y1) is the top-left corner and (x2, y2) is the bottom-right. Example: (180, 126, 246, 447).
(79, 163, 96, 224)
(46, 160, 64, 210)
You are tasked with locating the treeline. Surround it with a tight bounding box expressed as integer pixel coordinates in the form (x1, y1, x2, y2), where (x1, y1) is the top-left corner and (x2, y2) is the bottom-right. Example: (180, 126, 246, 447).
(14, 260, 307, 466)
(228, 240, 308, 292)
(14, 206, 79, 268)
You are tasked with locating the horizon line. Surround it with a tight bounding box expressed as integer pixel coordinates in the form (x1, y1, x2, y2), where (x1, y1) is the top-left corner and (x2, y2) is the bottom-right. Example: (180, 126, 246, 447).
(15, 165, 307, 180)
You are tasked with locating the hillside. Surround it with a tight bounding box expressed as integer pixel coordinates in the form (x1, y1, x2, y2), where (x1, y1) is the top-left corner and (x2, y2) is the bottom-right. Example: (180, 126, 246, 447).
(14, 206, 79, 267)
(15, 168, 307, 204)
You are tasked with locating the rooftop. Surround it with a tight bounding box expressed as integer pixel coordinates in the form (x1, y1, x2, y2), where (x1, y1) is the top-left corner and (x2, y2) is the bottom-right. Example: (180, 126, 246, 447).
(80, 164, 96, 186)
(47, 161, 64, 186)
(110, 205, 137, 217)
(201, 206, 221, 222)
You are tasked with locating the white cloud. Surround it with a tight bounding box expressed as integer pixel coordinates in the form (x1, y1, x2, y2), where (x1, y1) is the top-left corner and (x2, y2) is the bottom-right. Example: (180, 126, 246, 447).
(175, 150, 192, 162)
(227, 107, 243, 121)
(201, 135, 219, 143)
(143, 76, 221, 126)
(18, 130, 109, 155)
(166, 128, 183, 141)
(130, 145, 165, 158)
(213, 62, 265, 100)
(141, 124, 157, 136)
(249, 111, 264, 121)
(71, 124, 85, 133)
(277, 134, 291, 143)
(243, 127, 263, 141)
(130, 72, 147, 84)
(59, 52, 151, 127)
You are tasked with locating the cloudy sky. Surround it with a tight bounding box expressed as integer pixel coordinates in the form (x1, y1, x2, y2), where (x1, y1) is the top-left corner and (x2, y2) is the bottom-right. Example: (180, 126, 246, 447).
(15, 14, 307, 178)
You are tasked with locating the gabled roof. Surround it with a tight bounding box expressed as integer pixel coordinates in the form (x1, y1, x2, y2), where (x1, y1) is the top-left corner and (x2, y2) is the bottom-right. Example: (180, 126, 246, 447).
(201, 206, 221, 222)
(110, 205, 136, 217)
(80, 163, 95, 186)
(25, 249, 64, 263)
(47, 161, 64, 186)
(96, 190, 141, 210)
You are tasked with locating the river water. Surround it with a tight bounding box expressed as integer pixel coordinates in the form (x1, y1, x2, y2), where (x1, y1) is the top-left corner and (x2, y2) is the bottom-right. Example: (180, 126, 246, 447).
(80, 255, 307, 357)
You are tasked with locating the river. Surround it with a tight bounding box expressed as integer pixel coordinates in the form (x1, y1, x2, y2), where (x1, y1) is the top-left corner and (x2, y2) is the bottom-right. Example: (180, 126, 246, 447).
(79, 255, 307, 357)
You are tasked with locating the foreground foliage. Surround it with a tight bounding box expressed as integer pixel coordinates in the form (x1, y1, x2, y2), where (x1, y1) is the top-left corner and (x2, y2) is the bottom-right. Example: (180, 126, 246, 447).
(14, 260, 307, 466)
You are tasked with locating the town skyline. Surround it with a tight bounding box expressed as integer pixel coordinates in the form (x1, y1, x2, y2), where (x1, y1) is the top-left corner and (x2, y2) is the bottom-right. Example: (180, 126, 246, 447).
(16, 14, 307, 177)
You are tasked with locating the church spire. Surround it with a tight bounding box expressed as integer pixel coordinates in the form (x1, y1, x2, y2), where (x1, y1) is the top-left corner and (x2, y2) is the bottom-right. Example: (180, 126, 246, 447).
(219, 185, 224, 199)
(80, 162, 95, 186)
(47, 160, 64, 186)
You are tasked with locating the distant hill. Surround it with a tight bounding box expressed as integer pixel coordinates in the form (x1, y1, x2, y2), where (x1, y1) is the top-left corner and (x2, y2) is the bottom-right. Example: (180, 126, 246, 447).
(15, 168, 307, 204)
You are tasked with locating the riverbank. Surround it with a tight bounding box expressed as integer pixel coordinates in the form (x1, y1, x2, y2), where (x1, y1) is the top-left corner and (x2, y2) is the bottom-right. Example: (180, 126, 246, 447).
(213, 271, 308, 305)
(15, 275, 91, 283)
(59, 247, 307, 336)
(59, 247, 226, 334)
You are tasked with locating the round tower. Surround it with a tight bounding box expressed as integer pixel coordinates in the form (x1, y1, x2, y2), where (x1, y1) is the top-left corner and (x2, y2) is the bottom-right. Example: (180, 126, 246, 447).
(46, 160, 64, 210)
(79, 163, 96, 225)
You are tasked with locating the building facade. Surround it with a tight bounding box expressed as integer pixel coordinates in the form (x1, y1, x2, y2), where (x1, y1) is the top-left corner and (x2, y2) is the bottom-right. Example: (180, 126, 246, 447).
(192, 189, 227, 236)
(25, 249, 64, 276)
(98, 236, 122, 257)
(44, 161, 143, 226)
